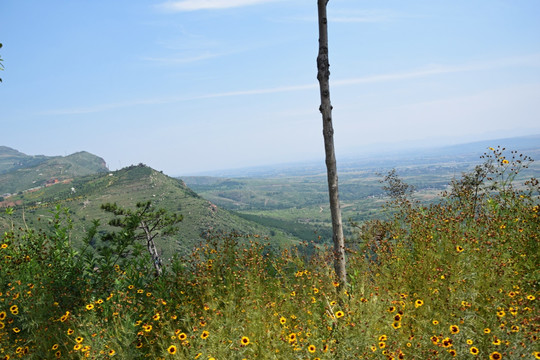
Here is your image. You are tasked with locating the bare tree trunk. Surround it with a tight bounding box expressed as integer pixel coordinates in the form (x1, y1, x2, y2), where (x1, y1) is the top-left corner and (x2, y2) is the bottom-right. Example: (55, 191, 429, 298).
(317, 0, 347, 285)
(140, 220, 163, 277)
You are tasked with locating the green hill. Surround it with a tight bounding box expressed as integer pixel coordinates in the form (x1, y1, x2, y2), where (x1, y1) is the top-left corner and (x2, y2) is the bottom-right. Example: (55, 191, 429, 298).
(0, 164, 303, 260)
(0, 147, 108, 195)
(0, 146, 50, 174)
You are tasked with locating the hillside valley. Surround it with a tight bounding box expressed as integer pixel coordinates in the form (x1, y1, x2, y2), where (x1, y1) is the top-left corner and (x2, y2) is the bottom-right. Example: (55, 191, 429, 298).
(183, 135, 540, 240)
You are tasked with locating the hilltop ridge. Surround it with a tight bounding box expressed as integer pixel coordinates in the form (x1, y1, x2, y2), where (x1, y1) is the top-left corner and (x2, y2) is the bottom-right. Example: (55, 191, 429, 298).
(0, 147, 108, 195)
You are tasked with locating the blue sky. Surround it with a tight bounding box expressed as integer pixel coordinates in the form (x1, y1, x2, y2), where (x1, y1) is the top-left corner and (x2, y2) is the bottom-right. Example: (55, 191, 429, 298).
(1, 0, 539, 175)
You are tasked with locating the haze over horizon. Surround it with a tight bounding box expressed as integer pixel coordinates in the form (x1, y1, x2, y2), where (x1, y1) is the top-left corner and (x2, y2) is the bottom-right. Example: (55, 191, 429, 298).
(1, 1, 540, 175)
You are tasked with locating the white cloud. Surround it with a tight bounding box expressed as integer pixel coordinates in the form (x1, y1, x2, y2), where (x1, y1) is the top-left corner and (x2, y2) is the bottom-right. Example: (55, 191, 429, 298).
(143, 52, 223, 65)
(158, 0, 283, 12)
(42, 54, 540, 115)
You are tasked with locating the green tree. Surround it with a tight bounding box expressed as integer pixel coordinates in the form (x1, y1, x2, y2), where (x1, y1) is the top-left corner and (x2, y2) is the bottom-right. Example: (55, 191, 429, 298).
(100, 201, 182, 277)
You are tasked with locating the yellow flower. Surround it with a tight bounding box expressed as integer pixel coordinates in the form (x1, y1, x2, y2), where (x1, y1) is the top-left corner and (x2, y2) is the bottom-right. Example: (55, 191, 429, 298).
(484, 328, 491, 334)
(75, 337, 84, 343)
(509, 307, 518, 316)
(335, 310, 344, 318)
(288, 333, 297, 343)
(511, 325, 519, 332)
(201, 330, 209, 339)
(392, 321, 401, 329)
(85, 304, 94, 310)
(178, 332, 187, 341)
(74, 344, 82, 351)
(60, 311, 70, 322)
(167, 345, 177, 354)
(240, 336, 250, 346)
(470, 347, 479, 355)
(432, 320, 439, 325)
(490, 352, 502, 360)
(0, 311, 6, 320)
(449, 325, 459, 334)
(279, 316, 286, 325)
(456, 245, 464, 253)
(308, 344, 316, 353)
(9, 305, 18, 314)
(108, 349, 116, 356)
(442, 337, 452, 347)
(414, 299, 424, 308)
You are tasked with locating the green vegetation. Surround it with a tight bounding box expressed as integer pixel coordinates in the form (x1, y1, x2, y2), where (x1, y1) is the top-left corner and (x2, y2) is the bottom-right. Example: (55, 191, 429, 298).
(1, 164, 303, 259)
(184, 142, 540, 243)
(0, 147, 538, 359)
(0, 148, 108, 195)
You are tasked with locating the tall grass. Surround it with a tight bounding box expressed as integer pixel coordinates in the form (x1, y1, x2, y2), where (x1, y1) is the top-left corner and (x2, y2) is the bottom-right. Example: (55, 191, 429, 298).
(0, 148, 538, 359)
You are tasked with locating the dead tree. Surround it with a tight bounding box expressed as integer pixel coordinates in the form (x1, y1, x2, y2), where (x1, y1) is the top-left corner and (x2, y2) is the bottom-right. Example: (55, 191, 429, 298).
(101, 201, 182, 277)
(317, 0, 347, 285)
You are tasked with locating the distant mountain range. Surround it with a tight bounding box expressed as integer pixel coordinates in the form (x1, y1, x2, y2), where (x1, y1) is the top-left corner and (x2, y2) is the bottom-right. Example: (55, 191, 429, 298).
(0, 146, 108, 195)
(189, 134, 540, 178)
